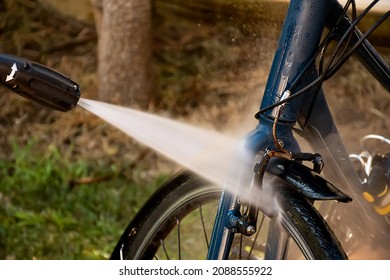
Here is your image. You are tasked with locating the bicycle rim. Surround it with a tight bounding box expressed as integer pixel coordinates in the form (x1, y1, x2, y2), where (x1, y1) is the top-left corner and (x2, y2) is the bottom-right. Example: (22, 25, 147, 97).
(112, 171, 346, 260)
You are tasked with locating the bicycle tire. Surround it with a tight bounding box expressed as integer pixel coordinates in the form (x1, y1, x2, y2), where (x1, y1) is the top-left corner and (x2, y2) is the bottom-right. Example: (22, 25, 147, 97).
(110, 170, 347, 260)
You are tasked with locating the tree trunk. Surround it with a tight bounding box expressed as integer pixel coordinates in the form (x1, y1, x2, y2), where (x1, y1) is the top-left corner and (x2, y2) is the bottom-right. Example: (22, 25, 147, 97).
(92, 0, 153, 107)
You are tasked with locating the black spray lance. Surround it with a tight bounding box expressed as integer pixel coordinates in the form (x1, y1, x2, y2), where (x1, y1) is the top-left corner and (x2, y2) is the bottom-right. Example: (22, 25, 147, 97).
(0, 54, 80, 111)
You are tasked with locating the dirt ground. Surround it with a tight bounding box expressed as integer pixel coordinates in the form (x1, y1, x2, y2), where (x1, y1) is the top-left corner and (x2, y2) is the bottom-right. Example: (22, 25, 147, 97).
(0, 0, 389, 174)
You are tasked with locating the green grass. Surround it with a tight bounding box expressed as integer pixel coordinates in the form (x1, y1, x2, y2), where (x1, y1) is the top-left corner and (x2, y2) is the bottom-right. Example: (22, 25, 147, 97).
(0, 139, 168, 259)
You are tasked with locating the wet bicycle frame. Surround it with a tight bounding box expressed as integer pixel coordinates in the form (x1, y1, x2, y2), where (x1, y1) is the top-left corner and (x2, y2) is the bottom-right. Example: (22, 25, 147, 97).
(207, 0, 390, 259)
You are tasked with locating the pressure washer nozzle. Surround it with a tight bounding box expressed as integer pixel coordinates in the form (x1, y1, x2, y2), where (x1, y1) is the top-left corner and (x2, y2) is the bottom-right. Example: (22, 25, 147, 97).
(0, 54, 80, 112)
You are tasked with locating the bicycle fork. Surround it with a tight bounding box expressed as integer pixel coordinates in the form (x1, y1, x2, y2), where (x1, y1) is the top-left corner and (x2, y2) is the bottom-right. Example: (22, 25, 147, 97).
(206, 143, 343, 259)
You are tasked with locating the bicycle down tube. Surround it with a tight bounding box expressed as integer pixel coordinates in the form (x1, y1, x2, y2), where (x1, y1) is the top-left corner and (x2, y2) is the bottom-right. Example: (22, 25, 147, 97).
(207, 0, 390, 260)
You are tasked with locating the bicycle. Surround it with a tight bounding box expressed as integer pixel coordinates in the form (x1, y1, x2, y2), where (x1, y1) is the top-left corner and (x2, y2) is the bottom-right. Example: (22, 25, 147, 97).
(1, 0, 389, 260)
(109, 0, 389, 260)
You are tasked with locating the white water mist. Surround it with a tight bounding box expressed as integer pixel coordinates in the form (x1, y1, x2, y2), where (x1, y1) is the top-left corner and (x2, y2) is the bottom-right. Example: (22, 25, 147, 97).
(78, 98, 283, 216)
(78, 98, 253, 190)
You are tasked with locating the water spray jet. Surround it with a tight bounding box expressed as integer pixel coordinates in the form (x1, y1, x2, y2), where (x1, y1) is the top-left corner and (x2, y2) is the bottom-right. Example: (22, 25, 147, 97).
(78, 98, 251, 190)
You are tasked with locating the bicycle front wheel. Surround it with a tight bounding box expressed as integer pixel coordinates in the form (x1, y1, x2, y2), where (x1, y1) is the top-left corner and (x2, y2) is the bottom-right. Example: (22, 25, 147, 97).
(111, 170, 347, 260)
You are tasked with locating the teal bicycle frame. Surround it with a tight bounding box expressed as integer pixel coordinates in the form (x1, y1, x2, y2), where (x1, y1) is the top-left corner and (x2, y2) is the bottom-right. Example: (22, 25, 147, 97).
(207, 0, 390, 259)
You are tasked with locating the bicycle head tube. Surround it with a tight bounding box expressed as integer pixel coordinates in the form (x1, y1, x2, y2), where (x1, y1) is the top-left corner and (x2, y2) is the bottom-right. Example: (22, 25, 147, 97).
(0, 54, 80, 112)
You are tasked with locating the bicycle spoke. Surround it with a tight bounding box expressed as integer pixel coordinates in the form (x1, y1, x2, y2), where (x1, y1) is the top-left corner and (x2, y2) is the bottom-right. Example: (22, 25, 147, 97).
(247, 215, 265, 260)
(265, 218, 289, 259)
(119, 244, 124, 260)
(160, 239, 170, 260)
(199, 204, 210, 249)
(239, 234, 243, 260)
(177, 217, 181, 260)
